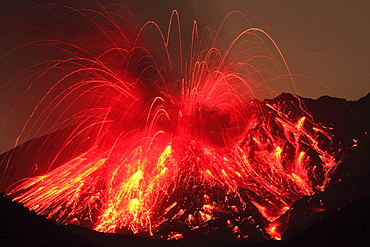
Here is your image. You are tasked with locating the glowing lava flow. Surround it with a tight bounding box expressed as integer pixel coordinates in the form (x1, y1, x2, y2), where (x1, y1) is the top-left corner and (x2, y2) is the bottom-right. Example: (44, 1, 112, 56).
(3, 6, 340, 240)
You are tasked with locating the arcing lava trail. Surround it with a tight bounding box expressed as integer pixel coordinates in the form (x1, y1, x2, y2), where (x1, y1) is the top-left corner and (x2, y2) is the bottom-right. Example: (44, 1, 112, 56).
(2, 4, 342, 241)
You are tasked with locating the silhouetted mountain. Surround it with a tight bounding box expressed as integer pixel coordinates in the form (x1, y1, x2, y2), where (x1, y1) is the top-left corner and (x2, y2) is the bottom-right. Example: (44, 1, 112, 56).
(1, 93, 370, 246)
(1, 194, 370, 246)
(287, 195, 370, 247)
(0, 123, 101, 192)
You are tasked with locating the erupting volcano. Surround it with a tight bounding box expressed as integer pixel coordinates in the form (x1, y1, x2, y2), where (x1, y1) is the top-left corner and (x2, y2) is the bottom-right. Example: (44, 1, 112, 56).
(1, 2, 361, 244)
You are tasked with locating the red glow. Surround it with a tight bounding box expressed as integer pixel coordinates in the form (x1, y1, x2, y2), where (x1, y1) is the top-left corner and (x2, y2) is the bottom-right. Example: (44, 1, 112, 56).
(3, 6, 341, 241)
(266, 223, 282, 240)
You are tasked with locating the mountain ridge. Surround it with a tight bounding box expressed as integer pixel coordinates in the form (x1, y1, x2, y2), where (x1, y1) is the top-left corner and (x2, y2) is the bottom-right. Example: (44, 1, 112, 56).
(1, 92, 369, 246)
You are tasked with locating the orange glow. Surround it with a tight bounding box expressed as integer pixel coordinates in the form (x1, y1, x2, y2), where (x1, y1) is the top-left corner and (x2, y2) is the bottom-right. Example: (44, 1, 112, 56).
(266, 223, 282, 240)
(167, 232, 183, 240)
(296, 116, 306, 130)
(199, 211, 213, 222)
(128, 198, 141, 215)
(3, 6, 341, 241)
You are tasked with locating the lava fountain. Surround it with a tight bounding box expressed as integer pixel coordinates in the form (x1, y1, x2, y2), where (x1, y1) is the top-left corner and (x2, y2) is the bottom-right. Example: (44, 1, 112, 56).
(1, 3, 341, 241)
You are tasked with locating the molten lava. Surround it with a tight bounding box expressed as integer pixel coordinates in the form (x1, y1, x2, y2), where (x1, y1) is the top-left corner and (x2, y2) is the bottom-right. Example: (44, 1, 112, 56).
(3, 5, 341, 241)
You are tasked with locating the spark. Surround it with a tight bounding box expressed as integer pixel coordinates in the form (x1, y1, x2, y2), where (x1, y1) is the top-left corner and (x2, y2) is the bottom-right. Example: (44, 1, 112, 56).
(2, 4, 342, 241)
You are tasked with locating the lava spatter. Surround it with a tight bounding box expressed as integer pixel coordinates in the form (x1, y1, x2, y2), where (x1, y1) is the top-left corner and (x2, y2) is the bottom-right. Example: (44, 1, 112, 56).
(2, 4, 341, 240)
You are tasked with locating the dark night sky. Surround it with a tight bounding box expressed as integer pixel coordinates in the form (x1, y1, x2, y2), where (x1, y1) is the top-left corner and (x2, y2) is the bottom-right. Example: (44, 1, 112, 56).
(0, 0, 369, 154)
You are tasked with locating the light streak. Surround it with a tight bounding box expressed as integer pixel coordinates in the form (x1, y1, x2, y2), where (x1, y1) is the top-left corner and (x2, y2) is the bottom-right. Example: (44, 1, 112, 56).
(1, 4, 342, 241)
